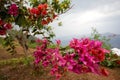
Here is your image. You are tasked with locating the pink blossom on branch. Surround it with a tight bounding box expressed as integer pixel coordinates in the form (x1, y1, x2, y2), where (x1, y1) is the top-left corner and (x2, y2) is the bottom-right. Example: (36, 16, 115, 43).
(0, 29, 6, 35)
(0, 19, 12, 35)
(8, 4, 18, 16)
(0, 19, 4, 26)
(3, 23, 12, 30)
(33, 38, 110, 80)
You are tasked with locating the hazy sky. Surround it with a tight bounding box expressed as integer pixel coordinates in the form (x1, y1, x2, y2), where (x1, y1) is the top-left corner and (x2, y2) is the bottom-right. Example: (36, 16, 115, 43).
(50, 0, 120, 38)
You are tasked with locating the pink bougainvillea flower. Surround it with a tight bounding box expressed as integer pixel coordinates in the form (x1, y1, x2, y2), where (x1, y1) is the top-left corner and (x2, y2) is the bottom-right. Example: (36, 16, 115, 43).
(0, 19, 12, 35)
(58, 58, 66, 67)
(55, 73, 62, 80)
(79, 53, 100, 74)
(35, 39, 41, 43)
(72, 64, 83, 74)
(94, 40, 102, 48)
(101, 68, 109, 76)
(56, 40, 61, 46)
(34, 48, 45, 64)
(0, 29, 6, 35)
(42, 38, 48, 44)
(69, 38, 110, 74)
(0, 19, 4, 26)
(8, 4, 18, 16)
(3, 23, 12, 29)
(42, 60, 50, 67)
(33, 38, 110, 80)
(53, 49, 62, 59)
(81, 38, 90, 46)
(50, 65, 58, 75)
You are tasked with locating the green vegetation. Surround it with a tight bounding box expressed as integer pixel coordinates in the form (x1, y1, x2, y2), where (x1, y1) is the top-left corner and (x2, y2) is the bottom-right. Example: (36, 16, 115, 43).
(0, 37, 4, 45)
(0, 74, 8, 80)
(91, 27, 111, 50)
(91, 28, 120, 68)
(101, 52, 120, 68)
(28, 42, 37, 49)
(0, 56, 34, 67)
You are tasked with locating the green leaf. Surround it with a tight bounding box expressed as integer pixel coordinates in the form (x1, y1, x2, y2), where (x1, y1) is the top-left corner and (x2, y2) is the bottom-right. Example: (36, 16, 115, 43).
(15, 15, 27, 27)
(58, 22, 62, 26)
(33, 31, 44, 36)
(32, 27, 37, 33)
(107, 61, 112, 66)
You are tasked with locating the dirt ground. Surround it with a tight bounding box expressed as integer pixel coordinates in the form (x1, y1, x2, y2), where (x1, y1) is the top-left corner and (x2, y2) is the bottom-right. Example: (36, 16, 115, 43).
(0, 46, 34, 60)
(0, 46, 120, 80)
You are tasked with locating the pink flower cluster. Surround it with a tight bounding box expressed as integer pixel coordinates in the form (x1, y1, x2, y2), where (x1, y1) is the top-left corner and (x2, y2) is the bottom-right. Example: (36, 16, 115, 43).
(8, 4, 18, 16)
(69, 38, 109, 74)
(0, 19, 12, 35)
(33, 38, 109, 80)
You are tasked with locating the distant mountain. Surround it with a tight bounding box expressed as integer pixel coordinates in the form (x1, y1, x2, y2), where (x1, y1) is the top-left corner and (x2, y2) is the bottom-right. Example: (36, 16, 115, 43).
(101, 32, 120, 48)
(56, 33, 120, 48)
(109, 34, 120, 48)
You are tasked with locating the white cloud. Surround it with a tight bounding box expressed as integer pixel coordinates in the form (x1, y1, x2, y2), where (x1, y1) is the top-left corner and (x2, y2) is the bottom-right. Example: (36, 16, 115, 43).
(50, 0, 120, 38)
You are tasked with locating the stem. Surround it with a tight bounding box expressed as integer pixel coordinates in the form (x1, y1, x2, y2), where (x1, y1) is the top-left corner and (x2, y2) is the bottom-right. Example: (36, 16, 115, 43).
(16, 30, 30, 65)
(22, 42, 30, 65)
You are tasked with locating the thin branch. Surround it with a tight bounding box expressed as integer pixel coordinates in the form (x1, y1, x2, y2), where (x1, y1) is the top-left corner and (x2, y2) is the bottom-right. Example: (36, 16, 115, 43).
(58, 4, 74, 16)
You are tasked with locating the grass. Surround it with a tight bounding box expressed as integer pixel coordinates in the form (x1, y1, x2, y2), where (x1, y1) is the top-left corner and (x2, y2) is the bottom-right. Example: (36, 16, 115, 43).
(0, 37, 4, 45)
(28, 42, 37, 49)
(0, 56, 34, 67)
(0, 74, 8, 80)
(0, 56, 52, 80)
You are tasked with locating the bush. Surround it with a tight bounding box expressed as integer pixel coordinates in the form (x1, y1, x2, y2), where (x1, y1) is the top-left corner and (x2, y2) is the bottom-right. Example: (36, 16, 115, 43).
(91, 28, 120, 68)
